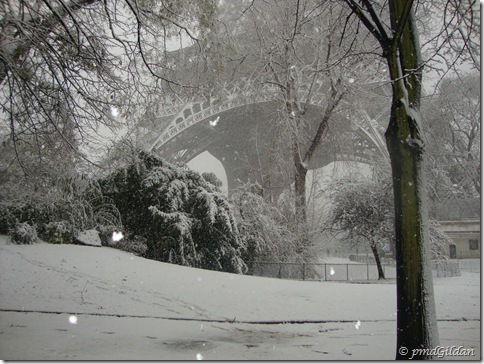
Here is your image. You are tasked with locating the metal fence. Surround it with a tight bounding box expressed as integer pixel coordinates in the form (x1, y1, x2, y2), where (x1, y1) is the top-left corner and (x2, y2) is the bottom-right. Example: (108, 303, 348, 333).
(248, 262, 396, 281)
(348, 253, 396, 266)
(248, 259, 463, 281)
(432, 260, 461, 277)
(457, 259, 480, 273)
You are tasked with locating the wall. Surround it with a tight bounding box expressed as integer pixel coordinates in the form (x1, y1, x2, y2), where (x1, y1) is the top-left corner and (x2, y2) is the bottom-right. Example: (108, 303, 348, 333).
(440, 219, 480, 259)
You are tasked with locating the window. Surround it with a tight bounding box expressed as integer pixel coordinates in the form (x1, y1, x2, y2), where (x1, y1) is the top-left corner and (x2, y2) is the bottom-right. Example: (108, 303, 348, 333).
(469, 239, 479, 251)
(449, 244, 457, 259)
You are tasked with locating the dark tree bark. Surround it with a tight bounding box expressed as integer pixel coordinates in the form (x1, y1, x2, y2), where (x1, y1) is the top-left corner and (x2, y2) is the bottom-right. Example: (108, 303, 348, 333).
(293, 145, 309, 249)
(385, 1, 439, 358)
(344, 0, 439, 358)
(369, 241, 385, 280)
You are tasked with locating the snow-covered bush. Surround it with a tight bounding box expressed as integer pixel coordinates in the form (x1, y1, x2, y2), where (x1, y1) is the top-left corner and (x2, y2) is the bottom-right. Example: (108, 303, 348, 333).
(325, 168, 454, 269)
(0, 203, 53, 237)
(113, 235, 148, 256)
(51, 176, 122, 234)
(325, 173, 393, 279)
(231, 187, 300, 265)
(428, 219, 453, 261)
(0, 204, 15, 234)
(0, 174, 123, 247)
(10, 222, 38, 245)
(99, 151, 246, 273)
(97, 225, 117, 246)
(42, 221, 73, 244)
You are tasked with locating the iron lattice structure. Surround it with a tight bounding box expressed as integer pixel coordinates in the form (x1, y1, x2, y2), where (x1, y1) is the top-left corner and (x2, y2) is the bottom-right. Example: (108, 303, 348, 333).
(140, 75, 389, 195)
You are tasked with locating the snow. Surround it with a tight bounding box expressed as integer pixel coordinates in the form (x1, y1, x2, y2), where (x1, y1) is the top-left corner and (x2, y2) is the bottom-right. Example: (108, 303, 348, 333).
(209, 116, 220, 126)
(0, 235, 480, 360)
(75, 229, 102, 247)
(110, 106, 119, 118)
(68, 315, 78, 325)
(112, 231, 124, 242)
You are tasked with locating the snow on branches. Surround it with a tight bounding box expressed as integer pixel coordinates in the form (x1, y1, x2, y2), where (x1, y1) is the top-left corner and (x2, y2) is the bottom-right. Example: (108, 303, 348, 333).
(100, 151, 246, 273)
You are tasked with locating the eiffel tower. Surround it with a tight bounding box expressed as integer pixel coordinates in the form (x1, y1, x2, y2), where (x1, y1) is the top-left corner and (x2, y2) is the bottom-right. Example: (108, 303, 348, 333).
(140, 75, 388, 196)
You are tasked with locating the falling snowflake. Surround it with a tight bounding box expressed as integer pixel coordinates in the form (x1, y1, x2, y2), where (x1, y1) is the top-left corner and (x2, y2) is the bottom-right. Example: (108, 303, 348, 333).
(348, 78, 355, 84)
(330, 267, 335, 276)
(209, 116, 220, 126)
(69, 315, 78, 325)
(110, 106, 119, 117)
(355, 320, 361, 330)
(112, 231, 124, 242)
(196, 353, 204, 360)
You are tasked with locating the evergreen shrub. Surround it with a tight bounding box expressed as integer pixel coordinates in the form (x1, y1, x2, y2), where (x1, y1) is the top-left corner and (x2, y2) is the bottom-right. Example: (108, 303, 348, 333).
(10, 221, 38, 245)
(0, 204, 15, 234)
(113, 234, 148, 256)
(42, 221, 73, 244)
(99, 151, 246, 273)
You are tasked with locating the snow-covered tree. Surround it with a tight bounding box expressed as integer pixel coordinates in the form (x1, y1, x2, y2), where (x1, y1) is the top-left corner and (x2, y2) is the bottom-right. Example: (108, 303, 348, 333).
(340, 0, 479, 356)
(100, 151, 246, 273)
(231, 184, 303, 266)
(0, 170, 122, 247)
(423, 73, 480, 200)
(0, 112, 80, 203)
(218, 0, 381, 250)
(326, 173, 393, 280)
(202, 172, 223, 189)
(325, 168, 454, 280)
(0, 0, 221, 184)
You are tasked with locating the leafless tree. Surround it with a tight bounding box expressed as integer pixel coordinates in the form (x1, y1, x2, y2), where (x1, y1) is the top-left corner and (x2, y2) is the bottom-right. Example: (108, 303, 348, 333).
(326, 172, 393, 279)
(220, 0, 383, 253)
(0, 0, 220, 182)
(341, 0, 479, 358)
(419, 0, 480, 83)
(423, 73, 480, 200)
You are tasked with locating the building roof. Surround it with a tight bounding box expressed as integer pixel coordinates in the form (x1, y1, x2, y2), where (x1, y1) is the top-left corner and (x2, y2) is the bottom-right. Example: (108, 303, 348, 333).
(430, 198, 481, 221)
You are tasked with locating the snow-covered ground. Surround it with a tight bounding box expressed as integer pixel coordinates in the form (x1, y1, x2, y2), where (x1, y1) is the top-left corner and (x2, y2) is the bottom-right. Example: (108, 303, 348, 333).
(0, 235, 480, 360)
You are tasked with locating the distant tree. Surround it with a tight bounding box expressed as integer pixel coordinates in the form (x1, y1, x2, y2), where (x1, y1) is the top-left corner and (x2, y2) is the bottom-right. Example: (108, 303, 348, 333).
(326, 173, 393, 279)
(221, 0, 381, 253)
(423, 73, 480, 200)
(342, 0, 479, 357)
(231, 185, 302, 266)
(202, 172, 223, 189)
(325, 169, 451, 280)
(0, 115, 80, 203)
(99, 151, 246, 273)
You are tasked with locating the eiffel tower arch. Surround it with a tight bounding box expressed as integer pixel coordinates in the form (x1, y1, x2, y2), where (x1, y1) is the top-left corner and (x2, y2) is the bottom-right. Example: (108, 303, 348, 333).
(142, 79, 388, 196)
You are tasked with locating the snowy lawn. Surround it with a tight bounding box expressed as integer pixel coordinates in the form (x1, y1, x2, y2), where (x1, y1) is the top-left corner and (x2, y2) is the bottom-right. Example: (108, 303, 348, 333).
(0, 236, 480, 360)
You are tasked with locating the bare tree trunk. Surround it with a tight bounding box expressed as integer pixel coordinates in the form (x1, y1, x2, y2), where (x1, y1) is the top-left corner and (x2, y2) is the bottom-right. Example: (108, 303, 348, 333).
(385, 1, 439, 358)
(344, 0, 440, 358)
(386, 100, 439, 359)
(370, 241, 385, 280)
(293, 156, 309, 250)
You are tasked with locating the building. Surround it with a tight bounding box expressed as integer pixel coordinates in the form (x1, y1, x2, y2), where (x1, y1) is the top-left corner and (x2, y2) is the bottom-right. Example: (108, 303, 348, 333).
(431, 198, 481, 259)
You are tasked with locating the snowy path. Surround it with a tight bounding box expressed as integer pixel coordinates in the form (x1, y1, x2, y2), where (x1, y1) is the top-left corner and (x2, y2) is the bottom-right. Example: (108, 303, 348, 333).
(0, 236, 480, 360)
